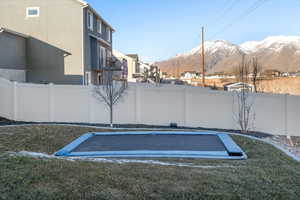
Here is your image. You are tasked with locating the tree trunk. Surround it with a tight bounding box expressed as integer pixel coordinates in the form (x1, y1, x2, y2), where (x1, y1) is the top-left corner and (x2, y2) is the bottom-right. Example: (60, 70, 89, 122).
(253, 79, 257, 93)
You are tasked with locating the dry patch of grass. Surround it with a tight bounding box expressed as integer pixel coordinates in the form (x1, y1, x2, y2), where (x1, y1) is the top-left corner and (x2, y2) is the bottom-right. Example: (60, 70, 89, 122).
(205, 77, 300, 95)
(258, 77, 300, 95)
(0, 125, 300, 200)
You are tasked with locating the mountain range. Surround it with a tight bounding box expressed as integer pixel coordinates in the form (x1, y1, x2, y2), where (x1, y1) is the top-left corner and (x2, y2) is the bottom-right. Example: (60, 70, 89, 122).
(156, 36, 300, 75)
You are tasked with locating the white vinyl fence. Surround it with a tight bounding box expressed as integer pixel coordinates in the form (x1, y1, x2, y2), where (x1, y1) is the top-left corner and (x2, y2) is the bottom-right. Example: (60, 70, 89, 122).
(0, 77, 299, 136)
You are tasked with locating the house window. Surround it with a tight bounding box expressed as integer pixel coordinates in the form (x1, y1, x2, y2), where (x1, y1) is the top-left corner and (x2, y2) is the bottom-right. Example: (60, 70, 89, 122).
(106, 27, 111, 42)
(26, 7, 40, 17)
(97, 44, 102, 68)
(87, 11, 93, 30)
(97, 19, 102, 34)
(100, 46, 106, 67)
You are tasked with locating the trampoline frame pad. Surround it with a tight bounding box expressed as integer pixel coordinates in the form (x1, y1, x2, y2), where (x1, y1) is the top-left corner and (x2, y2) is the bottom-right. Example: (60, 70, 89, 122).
(55, 132, 247, 159)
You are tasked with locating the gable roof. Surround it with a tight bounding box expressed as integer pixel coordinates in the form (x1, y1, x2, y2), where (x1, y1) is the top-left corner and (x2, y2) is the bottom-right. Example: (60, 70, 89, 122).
(0, 27, 29, 38)
(73, 0, 115, 32)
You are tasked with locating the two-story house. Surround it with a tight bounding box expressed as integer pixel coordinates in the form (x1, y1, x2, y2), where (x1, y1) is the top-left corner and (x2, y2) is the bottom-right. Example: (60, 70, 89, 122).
(113, 50, 143, 82)
(0, 0, 114, 85)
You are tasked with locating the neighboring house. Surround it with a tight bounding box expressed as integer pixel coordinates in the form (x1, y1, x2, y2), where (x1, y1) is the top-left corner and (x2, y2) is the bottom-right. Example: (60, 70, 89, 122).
(0, 0, 114, 85)
(293, 72, 300, 77)
(126, 54, 140, 75)
(224, 82, 254, 92)
(139, 62, 151, 73)
(113, 50, 140, 82)
(161, 72, 168, 79)
(0, 28, 28, 82)
(281, 72, 290, 77)
(144, 65, 161, 83)
(263, 69, 281, 77)
(180, 71, 200, 79)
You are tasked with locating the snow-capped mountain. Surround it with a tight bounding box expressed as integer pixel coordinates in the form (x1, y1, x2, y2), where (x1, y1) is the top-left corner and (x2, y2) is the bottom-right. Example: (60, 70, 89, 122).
(177, 40, 242, 57)
(241, 36, 300, 53)
(156, 36, 300, 75)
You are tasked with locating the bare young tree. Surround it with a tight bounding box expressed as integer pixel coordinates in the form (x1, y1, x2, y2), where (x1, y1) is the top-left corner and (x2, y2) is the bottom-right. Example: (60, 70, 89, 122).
(234, 56, 255, 133)
(234, 56, 250, 83)
(94, 64, 128, 128)
(251, 57, 262, 93)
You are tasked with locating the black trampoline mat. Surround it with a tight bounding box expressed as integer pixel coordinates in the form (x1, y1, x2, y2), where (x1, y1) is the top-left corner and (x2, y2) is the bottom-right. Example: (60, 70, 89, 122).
(71, 134, 227, 152)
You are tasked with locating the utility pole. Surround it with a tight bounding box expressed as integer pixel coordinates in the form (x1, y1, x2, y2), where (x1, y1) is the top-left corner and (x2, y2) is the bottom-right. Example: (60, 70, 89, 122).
(201, 26, 205, 86)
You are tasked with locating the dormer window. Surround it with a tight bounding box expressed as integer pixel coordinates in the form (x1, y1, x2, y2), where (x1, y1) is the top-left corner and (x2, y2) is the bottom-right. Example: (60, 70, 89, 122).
(26, 7, 39, 17)
(87, 10, 93, 31)
(97, 19, 102, 34)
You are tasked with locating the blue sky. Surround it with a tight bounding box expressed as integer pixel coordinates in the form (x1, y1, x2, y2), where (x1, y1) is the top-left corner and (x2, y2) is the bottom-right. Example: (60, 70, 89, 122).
(86, 0, 300, 62)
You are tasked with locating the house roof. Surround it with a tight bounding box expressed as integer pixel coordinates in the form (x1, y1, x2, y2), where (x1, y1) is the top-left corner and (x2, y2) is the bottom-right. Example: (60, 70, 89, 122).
(224, 82, 253, 88)
(0, 27, 29, 38)
(113, 50, 133, 60)
(126, 54, 139, 60)
(73, 0, 115, 32)
(74, 0, 88, 5)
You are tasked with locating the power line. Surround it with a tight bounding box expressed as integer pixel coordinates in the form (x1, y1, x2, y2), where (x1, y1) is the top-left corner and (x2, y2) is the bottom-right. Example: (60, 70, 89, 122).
(204, 0, 234, 27)
(208, 0, 270, 41)
(203, 0, 240, 37)
(210, 0, 241, 28)
(208, 0, 268, 40)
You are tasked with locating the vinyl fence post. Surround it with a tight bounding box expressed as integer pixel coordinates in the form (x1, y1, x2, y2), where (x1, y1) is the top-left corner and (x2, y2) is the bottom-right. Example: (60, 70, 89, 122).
(183, 87, 187, 127)
(135, 84, 141, 124)
(89, 85, 93, 124)
(284, 93, 288, 136)
(12, 81, 17, 121)
(49, 83, 54, 122)
(134, 83, 137, 124)
(284, 94, 294, 146)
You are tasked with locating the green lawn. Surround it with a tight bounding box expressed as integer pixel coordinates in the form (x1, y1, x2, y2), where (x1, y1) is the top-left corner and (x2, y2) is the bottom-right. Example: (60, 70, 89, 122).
(0, 125, 299, 200)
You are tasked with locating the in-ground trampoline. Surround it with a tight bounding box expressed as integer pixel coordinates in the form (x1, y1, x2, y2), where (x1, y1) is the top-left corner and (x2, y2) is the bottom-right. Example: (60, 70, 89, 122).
(55, 132, 247, 159)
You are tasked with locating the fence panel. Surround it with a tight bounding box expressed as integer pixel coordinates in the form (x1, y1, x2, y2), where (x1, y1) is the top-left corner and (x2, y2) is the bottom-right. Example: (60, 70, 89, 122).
(52, 85, 90, 123)
(16, 83, 50, 122)
(137, 84, 186, 126)
(186, 88, 235, 129)
(287, 95, 300, 136)
(253, 93, 286, 135)
(0, 78, 13, 119)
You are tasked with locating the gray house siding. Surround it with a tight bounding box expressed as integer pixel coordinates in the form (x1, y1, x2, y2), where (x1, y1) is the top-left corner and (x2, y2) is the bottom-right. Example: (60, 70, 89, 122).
(90, 37, 98, 70)
(0, 32, 27, 70)
(83, 7, 113, 84)
(0, 0, 84, 84)
(83, 8, 113, 71)
(90, 12, 113, 44)
(26, 37, 82, 84)
(0, 31, 27, 81)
